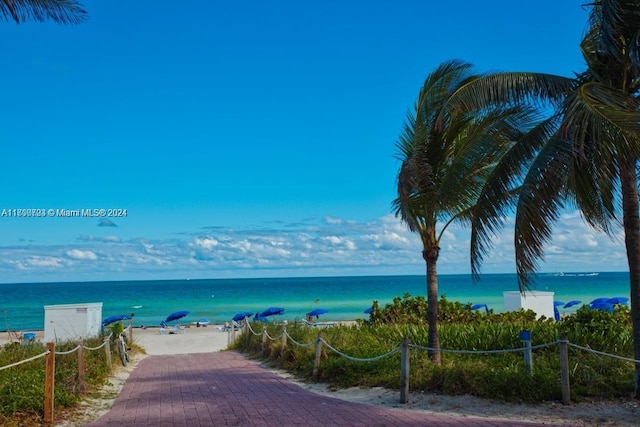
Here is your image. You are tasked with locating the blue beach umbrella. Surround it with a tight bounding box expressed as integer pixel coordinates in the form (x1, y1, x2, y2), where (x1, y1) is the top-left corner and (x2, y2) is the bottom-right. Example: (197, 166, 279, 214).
(258, 307, 285, 317)
(165, 310, 190, 323)
(553, 301, 565, 321)
(563, 300, 582, 309)
(306, 308, 329, 318)
(364, 307, 373, 314)
(232, 312, 253, 322)
(471, 303, 489, 313)
(591, 302, 614, 312)
(590, 297, 610, 305)
(102, 314, 131, 326)
(607, 297, 629, 305)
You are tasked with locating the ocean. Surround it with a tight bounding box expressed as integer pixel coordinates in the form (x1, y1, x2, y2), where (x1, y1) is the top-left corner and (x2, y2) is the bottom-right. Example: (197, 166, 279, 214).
(0, 272, 630, 331)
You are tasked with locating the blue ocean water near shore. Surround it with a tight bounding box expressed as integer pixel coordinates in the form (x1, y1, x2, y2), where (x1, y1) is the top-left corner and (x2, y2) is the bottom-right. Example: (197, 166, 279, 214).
(0, 272, 630, 331)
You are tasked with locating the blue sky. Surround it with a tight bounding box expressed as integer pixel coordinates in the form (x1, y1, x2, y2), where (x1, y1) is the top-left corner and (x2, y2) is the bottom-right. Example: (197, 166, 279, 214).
(0, 1, 629, 283)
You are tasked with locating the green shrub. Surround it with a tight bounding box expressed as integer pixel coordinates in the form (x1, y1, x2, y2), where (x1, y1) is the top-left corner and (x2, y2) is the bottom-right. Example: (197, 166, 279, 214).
(0, 334, 118, 424)
(234, 295, 636, 403)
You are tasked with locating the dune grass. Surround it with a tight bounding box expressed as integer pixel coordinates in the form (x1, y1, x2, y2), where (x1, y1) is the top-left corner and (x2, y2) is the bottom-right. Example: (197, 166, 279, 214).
(232, 295, 635, 403)
(0, 328, 131, 426)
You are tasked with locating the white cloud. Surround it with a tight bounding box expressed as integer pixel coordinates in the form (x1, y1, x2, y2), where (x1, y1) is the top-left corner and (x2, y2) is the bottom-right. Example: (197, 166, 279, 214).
(26, 256, 64, 268)
(324, 216, 343, 225)
(0, 210, 630, 283)
(193, 236, 219, 250)
(65, 249, 98, 260)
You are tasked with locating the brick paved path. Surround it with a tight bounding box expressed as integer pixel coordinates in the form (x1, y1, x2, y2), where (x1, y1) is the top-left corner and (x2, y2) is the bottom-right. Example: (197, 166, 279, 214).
(86, 351, 572, 426)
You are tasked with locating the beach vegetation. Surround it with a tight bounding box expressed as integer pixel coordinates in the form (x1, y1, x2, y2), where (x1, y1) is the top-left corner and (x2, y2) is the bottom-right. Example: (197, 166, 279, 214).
(0, 335, 119, 426)
(233, 298, 635, 403)
(392, 60, 540, 365)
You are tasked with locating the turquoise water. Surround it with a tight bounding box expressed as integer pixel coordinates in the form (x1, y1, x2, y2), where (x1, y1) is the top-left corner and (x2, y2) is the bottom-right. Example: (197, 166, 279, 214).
(0, 272, 630, 331)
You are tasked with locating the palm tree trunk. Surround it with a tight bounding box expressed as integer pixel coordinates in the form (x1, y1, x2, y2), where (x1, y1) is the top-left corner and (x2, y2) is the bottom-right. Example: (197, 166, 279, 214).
(619, 157, 640, 398)
(424, 250, 441, 365)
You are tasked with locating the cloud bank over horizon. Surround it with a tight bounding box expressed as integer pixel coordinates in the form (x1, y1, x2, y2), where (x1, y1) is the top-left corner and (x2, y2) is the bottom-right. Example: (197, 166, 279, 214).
(0, 211, 627, 283)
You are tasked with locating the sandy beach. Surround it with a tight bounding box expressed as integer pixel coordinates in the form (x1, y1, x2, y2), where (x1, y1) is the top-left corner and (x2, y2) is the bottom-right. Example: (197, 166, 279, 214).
(2, 326, 638, 426)
(0, 324, 233, 353)
(130, 324, 233, 354)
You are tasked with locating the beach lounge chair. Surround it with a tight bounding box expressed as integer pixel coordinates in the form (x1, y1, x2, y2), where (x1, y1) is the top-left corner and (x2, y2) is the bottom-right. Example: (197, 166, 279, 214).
(302, 319, 336, 327)
(158, 324, 185, 334)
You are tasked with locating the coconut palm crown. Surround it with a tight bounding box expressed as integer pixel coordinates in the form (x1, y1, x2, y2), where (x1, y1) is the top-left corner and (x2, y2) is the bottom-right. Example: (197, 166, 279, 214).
(393, 59, 539, 364)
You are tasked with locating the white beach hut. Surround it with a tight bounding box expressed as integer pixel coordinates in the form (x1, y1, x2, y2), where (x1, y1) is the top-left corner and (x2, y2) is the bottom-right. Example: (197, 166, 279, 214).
(44, 302, 103, 343)
(503, 291, 555, 319)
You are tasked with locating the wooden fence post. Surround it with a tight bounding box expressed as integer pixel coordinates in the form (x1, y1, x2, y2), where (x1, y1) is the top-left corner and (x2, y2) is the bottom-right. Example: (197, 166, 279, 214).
(129, 314, 134, 343)
(104, 338, 112, 369)
(44, 342, 55, 424)
(245, 322, 250, 347)
(559, 333, 571, 404)
(261, 326, 267, 356)
(312, 332, 323, 381)
(281, 325, 287, 351)
(77, 340, 85, 392)
(400, 337, 410, 404)
(231, 322, 237, 344)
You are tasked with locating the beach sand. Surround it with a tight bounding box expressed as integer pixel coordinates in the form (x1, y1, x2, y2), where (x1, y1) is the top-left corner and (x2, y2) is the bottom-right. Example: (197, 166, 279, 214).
(2, 327, 638, 426)
(0, 324, 232, 353)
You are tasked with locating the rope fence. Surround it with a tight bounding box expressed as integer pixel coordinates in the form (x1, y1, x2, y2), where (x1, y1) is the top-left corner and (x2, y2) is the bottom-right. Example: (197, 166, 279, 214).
(0, 330, 125, 424)
(4, 321, 640, 422)
(0, 350, 49, 371)
(240, 323, 640, 405)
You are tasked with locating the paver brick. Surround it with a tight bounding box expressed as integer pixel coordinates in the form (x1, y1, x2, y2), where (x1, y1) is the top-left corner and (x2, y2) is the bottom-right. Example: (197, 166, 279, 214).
(86, 351, 574, 427)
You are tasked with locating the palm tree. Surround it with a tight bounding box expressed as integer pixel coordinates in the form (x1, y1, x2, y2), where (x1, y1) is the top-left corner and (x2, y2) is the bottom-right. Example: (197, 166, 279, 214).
(392, 60, 538, 364)
(446, 0, 640, 395)
(1, 0, 87, 25)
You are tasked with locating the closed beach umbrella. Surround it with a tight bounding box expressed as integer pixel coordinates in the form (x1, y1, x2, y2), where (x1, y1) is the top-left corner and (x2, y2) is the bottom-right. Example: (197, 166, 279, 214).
(103, 314, 131, 326)
(232, 312, 253, 322)
(306, 308, 329, 318)
(165, 310, 190, 323)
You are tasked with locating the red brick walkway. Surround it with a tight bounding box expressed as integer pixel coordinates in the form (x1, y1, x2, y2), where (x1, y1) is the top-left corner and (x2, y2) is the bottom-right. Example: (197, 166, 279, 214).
(86, 351, 572, 426)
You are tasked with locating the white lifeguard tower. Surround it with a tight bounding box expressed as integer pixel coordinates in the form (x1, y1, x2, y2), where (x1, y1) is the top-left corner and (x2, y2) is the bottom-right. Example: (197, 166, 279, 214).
(44, 302, 103, 343)
(503, 291, 555, 319)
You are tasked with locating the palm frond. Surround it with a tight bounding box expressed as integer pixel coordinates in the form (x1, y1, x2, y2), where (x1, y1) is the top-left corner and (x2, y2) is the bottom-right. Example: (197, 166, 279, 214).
(470, 114, 563, 278)
(0, 0, 87, 24)
(563, 82, 640, 162)
(443, 72, 575, 116)
(513, 136, 571, 290)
